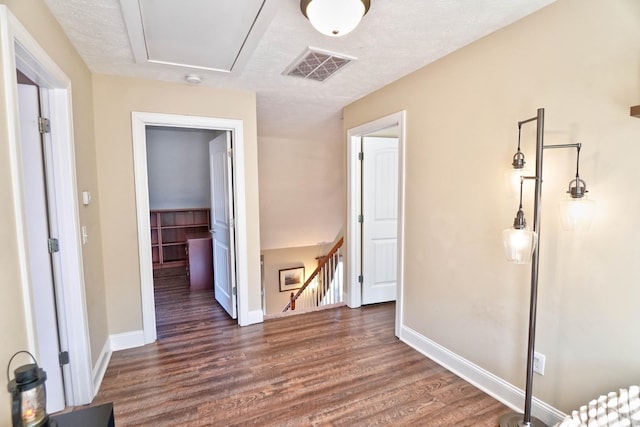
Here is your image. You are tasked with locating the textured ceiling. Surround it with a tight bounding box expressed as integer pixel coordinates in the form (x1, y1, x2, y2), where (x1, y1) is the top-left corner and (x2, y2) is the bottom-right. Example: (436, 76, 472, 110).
(42, 0, 556, 141)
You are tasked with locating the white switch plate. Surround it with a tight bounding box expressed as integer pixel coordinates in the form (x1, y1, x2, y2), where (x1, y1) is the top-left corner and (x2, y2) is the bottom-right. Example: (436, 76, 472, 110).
(81, 225, 88, 244)
(82, 190, 92, 206)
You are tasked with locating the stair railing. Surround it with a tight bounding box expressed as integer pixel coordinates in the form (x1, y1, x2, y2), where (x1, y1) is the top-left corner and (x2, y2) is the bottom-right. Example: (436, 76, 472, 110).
(282, 237, 343, 312)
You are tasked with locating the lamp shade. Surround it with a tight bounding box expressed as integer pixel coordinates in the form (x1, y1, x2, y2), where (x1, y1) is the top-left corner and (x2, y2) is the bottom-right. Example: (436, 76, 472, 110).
(301, 0, 369, 37)
(502, 228, 537, 264)
(559, 196, 595, 231)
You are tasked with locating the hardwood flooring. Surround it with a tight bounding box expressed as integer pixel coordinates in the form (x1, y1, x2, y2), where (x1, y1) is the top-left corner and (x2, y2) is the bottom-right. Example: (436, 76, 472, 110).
(92, 268, 508, 426)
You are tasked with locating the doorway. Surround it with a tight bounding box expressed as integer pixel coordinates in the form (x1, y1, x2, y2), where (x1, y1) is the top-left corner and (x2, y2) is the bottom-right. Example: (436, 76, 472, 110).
(347, 111, 406, 337)
(17, 74, 66, 413)
(145, 126, 238, 325)
(132, 112, 253, 345)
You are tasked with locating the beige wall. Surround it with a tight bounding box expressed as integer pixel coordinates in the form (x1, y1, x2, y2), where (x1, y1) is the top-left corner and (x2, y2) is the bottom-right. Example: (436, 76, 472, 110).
(0, 0, 108, 423)
(258, 136, 344, 250)
(92, 74, 262, 334)
(344, 0, 640, 413)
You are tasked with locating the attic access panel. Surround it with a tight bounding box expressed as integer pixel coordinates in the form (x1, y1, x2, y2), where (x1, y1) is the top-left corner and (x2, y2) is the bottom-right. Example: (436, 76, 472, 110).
(120, 0, 268, 73)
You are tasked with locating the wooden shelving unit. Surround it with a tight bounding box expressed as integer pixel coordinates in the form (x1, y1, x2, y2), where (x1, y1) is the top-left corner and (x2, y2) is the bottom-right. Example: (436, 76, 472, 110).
(151, 208, 210, 269)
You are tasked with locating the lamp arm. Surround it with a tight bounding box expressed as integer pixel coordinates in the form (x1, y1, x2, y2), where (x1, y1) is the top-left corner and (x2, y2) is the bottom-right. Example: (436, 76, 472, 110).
(543, 143, 580, 150)
(518, 115, 539, 126)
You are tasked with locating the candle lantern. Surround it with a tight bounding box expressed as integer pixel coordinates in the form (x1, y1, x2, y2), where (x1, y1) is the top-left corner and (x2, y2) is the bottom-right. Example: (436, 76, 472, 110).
(6, 351, 50, 427)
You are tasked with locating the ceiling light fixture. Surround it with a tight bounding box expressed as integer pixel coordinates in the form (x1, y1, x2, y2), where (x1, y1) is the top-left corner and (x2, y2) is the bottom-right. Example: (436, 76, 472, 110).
(300, 0, 370, 37)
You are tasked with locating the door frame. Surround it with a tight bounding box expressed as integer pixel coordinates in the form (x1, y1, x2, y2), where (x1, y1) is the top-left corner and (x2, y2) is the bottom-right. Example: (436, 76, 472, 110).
(346, 111, 406, 337)
(132, 112, 252, 343)
(1, 6, 94, 405)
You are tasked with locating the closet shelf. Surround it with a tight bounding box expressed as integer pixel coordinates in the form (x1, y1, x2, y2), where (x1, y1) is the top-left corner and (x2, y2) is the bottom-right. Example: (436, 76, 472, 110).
(150, 208, 210, 269)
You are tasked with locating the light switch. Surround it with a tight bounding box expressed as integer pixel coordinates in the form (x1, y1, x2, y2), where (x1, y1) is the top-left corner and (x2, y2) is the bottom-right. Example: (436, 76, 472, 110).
(82, 190, 92, 206)
(81, 225, 88, 244)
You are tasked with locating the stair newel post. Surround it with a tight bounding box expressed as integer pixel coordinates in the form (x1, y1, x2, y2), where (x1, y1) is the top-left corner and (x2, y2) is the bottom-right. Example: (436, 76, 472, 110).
(290, 292, 296, 311)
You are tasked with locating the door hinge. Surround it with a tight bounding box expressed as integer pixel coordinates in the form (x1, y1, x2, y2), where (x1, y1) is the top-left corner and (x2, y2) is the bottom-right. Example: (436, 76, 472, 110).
(358, 214, 364, 224)
(58, 351, 69, 366)
(232, 286, 237, 296)
(227, 148, 233, 158)
(38, 117, 51, 134)
(48, 238, 59, 254)
(358, 152, 364, 161)
(230, 218, 235, 228)
(358, 275, 363, 284)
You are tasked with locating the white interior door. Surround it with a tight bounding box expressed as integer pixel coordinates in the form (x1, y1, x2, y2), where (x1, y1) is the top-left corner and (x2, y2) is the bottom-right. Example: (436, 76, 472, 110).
(17, 83, 66, 412)
(361, 136, 399, 305)
(209, 132, 237, 319)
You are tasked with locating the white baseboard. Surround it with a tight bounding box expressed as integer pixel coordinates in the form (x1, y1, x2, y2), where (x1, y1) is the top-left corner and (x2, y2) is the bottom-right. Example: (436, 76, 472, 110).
(110, 330, 145, 351)
(399, 324, 566, 426)
(92, 339, 112, 398)
(240, 309, 264, 326)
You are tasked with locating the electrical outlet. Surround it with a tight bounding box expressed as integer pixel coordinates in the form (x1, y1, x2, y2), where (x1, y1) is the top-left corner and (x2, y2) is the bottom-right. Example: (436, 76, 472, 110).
(533, 352, 546, 375)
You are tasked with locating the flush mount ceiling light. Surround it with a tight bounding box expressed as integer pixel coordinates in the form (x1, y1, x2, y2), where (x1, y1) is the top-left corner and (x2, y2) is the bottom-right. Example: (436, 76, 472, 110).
(300, 0, 371, 37)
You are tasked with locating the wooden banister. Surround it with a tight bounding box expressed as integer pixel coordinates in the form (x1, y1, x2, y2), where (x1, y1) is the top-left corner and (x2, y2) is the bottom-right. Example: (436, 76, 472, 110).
(282, 237, 343, 312)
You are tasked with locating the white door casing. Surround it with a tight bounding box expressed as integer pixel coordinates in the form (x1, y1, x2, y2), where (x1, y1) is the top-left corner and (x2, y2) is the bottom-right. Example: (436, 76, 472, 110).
(210, 132, 238, 319)
(17, 83, 65, 412)
(2, 5, 94, 405)
(347, 111, 406, 338)
(361, 136, 399, 305)
(132, 112, 258, 339)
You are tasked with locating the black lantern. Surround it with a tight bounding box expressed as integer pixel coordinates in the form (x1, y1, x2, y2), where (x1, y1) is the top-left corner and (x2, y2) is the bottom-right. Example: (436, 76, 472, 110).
(6, 351, 50, 427)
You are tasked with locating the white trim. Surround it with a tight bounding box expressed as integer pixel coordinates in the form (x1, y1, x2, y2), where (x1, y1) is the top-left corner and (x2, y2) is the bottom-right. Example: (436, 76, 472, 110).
(346, 132, 362, 309)
(346, 111, 406, 337)
(0, 6, 37, 356)
(244, 309, 265, 325)
(131, 113, 156, 344)
(92, 340, 112, 398)
(110, 330, 146, 352)
(399, 324, 565, 426)
(132, 112, 257, 344)
(1, 6, 93, 406)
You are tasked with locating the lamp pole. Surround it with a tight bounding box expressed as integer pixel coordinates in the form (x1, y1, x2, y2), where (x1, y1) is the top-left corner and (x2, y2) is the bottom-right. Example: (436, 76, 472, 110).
(510, 108, 547, 427)
(523, 108, 545, 426)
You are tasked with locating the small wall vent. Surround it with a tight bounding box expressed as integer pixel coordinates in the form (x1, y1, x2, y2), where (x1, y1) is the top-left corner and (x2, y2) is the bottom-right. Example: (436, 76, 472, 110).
(284, 47, 355, 82)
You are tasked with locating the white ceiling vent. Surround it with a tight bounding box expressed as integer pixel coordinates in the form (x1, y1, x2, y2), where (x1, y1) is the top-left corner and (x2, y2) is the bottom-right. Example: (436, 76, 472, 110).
(284, 47, 355, 82)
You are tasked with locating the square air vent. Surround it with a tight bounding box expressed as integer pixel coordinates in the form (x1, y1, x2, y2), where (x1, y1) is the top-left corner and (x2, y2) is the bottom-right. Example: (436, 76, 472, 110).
(284, 47, 355, 82)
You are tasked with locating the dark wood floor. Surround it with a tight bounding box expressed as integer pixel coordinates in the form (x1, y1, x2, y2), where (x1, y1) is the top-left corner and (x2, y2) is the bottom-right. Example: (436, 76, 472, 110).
(92, 268, 508, 426)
